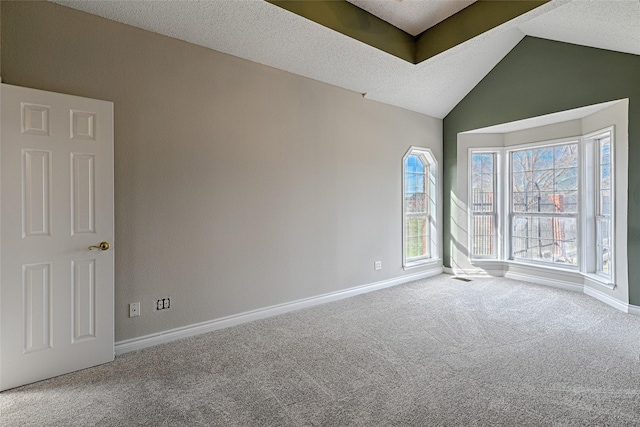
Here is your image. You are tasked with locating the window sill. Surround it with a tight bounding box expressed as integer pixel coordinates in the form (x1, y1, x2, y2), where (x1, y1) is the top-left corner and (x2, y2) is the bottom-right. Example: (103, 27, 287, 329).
(582, 273, 615, 290)
(404, 258, 441, 271)
(471, 259, 616, 290)
(506, 259, 579, 273)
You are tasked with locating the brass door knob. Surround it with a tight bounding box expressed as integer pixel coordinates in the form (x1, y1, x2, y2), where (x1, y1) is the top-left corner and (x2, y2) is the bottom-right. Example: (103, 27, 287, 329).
(88, 241, 110, 251)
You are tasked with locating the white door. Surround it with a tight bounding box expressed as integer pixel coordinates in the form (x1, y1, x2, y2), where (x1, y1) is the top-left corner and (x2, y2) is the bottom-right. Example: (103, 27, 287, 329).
(0, 84, 114, 391)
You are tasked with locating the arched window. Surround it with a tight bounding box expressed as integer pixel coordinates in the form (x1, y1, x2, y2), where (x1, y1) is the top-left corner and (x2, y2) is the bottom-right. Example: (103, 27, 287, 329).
(403, 147, 437, 268)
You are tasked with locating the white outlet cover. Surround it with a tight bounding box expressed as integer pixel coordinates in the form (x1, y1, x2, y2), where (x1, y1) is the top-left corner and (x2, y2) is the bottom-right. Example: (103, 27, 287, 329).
(129, 302, 140, 318)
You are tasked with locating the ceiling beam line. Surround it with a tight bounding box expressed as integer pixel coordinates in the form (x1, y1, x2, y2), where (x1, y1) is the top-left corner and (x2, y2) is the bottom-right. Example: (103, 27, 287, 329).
(267, 0, 551, 65)
(416, 0, 550, 63)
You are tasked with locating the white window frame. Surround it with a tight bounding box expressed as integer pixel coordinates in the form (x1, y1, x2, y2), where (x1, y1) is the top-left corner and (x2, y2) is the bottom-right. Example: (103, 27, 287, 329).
(467, 129, 616, 287)
(402, 147, 438, 269)
(469, 150, 500, 259)
(507, 139, 580, 268)
(583, 127, 615, 283)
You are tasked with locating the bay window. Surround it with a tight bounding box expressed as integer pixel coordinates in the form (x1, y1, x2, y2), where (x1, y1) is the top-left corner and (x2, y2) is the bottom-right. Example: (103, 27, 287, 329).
(469, 129, 614, 281)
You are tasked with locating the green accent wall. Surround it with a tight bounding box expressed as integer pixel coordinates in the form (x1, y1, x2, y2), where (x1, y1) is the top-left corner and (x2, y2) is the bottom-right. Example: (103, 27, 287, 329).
(443, 36, 640, 303)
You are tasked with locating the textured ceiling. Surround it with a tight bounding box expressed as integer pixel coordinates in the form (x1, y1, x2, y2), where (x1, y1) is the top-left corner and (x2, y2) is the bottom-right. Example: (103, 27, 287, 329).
(346, 0, 476, 36)
(52, 0, 640, 119)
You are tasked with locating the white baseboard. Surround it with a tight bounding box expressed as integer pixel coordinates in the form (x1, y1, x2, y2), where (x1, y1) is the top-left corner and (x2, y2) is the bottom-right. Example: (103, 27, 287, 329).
(627, 304, 640, 316)
(504, 270, 584, 293)
(583, 286, 629, 313)
(444, 265, 635, 315)
(115, 266, 443, 355)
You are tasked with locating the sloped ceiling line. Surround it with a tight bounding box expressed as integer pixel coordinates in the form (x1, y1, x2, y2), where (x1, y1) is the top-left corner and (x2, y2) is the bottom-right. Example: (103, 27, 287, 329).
(50, 0, 640, 119)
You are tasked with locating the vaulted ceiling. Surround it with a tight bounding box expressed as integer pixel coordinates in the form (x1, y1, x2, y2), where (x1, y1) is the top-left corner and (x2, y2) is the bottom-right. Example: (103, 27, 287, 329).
(52, 0, 640, 119)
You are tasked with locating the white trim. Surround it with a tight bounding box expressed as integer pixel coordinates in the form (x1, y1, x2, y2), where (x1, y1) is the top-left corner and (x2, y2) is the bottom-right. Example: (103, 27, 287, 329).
(504, 271, 583, 293)
(583, 273, 615, 290)
(402, 146, 438, 268)
(628, 305, 640, 316)
(115, 266, 443, 355)
(404, 258, 441, 271)
(583, 286, 628, 313)
(468, 149, 500, 260)
(450, 261, 633, 313)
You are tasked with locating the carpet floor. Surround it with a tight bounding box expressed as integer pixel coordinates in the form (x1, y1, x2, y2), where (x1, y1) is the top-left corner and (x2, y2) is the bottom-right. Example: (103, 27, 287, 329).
(2, 274, 640, 426)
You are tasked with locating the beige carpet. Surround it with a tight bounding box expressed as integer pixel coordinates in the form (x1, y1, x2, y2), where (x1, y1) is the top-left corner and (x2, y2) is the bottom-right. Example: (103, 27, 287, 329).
(2, 274, 640, 426)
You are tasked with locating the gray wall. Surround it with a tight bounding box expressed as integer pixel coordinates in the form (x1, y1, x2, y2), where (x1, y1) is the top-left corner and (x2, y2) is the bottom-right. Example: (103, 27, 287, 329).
(1, 1, 442, 341)
(443, 37, 640, 304)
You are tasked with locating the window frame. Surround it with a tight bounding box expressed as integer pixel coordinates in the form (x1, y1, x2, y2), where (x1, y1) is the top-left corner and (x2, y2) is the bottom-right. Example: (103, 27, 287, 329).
(507, 139, 580, 268)
(466, 129, 616, 287)
(585, 128, 615, 282)
(402, 147, 438, 269)
(469, 150, 500, 259)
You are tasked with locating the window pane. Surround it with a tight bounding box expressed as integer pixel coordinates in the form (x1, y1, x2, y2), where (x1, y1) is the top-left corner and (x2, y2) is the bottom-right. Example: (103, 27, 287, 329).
(473, 215, 494, 256)
(404, 175, 414, 193)
(406, 216, 424, 237)
(600, 164, 611, 189)
(600, 137, 611, 161)
(471, 153, 495, 213)
(403, 149, 435, 265)
(512, 215, 577, 265)
(599, 138, 611, 205)
(556, 168, 578, 191)
(405, 236, 426, 259)
(471, 153, 496, 257)
(512, 172, 528, 193)
(597, 135, 612, 275)
(472, 191, 493, 213)
(600, 190, 611, 215)
(406, 155, 417, 173)
(601, 248, 610, 275)
(554, 144, 578, 169)
(598, 217, 610, 244)
(405, 193, 427, 214)
(511, 144, 578, 215)
(596, 217, 611, 276)
(406, 173, 426, 193)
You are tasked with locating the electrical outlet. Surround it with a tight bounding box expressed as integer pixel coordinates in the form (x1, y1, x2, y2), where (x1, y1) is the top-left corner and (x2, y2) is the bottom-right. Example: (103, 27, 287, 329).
(374, 261, 382, 270)
(156, 298, 171, 311)
(129, 302, 140, 318)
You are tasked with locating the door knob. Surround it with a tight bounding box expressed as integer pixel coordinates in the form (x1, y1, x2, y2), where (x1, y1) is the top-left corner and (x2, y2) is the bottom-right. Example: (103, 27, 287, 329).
(88, 241, 110, 251)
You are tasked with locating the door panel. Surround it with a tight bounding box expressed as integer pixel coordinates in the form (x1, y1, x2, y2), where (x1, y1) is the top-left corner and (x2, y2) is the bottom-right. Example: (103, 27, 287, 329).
(1, 84, 114, 391)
